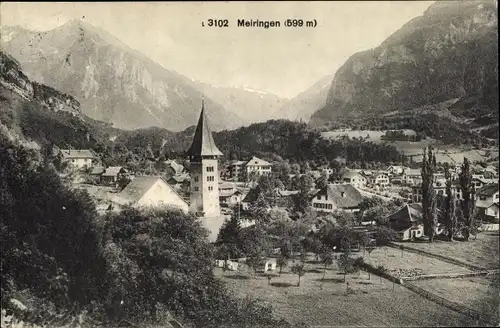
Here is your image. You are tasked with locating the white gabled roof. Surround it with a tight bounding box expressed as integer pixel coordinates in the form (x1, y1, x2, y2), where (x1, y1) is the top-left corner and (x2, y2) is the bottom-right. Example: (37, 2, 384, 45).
(246, 156, 272, 167)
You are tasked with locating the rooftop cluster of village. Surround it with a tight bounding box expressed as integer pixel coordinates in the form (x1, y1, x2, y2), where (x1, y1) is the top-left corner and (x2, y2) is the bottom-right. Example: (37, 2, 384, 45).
(55, 134, 499, 244)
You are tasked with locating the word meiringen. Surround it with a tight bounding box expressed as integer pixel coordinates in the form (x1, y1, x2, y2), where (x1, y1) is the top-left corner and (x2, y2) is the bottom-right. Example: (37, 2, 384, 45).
(237, 19, 281, 29)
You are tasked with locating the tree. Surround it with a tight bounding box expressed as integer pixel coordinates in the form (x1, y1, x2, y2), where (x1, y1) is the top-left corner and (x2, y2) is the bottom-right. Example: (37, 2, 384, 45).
(365, 245, 376, 280)
(290, 264, 306, 286)
(319, 248, 334, 280)
(316, 171, 328, 190)
(216, 214, 243, 256)
(276, 255, 288, 276)
(421, 146, 438, 242)
(458, 158, 476, 241)
(375, 226, 398, 246)
(292, 174, 314, 213)
(337, 249, 356, 283)
(443, 163, 457, 241)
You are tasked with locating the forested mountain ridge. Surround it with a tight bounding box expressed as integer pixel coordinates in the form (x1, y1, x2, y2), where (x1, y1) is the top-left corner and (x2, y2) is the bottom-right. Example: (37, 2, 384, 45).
(310, 1, 498, 136)
(1, 20, 245, 131)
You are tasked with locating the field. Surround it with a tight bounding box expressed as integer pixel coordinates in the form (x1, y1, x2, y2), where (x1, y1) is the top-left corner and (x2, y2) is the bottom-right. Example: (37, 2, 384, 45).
(361, 247, 472, 277)
(393, 232, 500, 270)
(320, 129, 499, 161)
(321, 129, 417, 142)
(215, 259, 476, 327)
(411, 275, 499, 323)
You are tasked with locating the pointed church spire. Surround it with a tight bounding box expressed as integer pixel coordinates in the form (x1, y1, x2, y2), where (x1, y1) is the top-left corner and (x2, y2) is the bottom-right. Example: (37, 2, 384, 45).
(187, 97, 223, 158)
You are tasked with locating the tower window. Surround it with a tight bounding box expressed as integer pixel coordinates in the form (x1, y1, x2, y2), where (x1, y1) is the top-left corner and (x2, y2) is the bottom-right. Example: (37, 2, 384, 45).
(194, 187, 199, 191)
(194, 176, 199, 182)
(207, 176, 215, 182)
(206, 166, 214, 172)
(208, 186, 213, 191)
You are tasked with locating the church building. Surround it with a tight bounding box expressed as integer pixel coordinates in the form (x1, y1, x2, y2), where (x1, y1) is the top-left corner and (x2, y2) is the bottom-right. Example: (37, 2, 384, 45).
(187, 97, 223, 218)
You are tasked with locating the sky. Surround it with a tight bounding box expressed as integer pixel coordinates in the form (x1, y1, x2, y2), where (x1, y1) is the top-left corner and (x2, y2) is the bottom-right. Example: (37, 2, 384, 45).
(1, 1, 434, 98)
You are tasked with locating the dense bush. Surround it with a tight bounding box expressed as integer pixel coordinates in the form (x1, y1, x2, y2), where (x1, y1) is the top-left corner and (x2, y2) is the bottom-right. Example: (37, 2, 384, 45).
(0, 124, 289, 327)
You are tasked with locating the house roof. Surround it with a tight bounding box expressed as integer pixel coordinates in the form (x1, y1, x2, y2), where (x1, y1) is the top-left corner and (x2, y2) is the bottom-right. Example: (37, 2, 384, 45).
(187, 100, 223, 157)
(246, 156, 272, 167)
(219, 181, 236, 189)
(165, 160, 185, 174)
(102, 166, 126, 177)
(90, 166, 105, 175)
(60, 149, 94, 159)
(405, 169, 421, 176)
(229, 160, 246, 166)
(389, 203, 424, 223)
(277, 190, 300, 197)
(168, 173, 190, 184)
(319, 184, 364, 208)
(220, 189, 241, 198)
(113, 176, 181, 206)
(476, 183, 499, 197)
(342, 171, 364, 179)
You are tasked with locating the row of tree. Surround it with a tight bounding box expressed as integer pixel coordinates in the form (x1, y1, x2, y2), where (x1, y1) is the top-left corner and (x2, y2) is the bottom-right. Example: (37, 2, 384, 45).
(420, 146, 481, 242)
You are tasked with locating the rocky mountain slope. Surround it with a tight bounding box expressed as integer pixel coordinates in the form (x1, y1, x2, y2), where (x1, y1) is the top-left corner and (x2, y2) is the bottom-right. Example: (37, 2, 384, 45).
(1, 52, 80, 116)
(1, 20, 245, 131)
(1, 50, 118, 149)
(192, 81, 288, 124)
(310, 1, 498, 129)
(275, 74, 333, 122)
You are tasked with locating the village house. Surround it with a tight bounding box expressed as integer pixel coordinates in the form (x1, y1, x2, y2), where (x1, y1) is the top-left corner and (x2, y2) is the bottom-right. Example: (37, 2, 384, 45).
(60, 149, 95, 169)
(164, 159, 185, 176)
(88, 165, 106, 184)
(341, 171, 367, 188)
(100, 166, 128, 185)
(402, 169, 422, 186)
(387, 165, 408, 176)
(218, 181, 244, 207)
(388, 203, 445, 241)
(359, 169, 373, 177)
(475, 183, 500, 222)
(111, 176, 189, 213)
(311, 183, 364, 213)
(369, 171, 390, 187)
(227, 160, 247, 181)
(246, 156, 272, 179)
(166, 173, 190, 190)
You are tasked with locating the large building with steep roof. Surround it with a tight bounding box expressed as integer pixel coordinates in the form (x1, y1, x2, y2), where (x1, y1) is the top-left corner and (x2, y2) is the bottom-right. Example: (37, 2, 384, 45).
(245, 156, 272, 178)
(111, 176, 188, 213)
(187, 98, 223, 218)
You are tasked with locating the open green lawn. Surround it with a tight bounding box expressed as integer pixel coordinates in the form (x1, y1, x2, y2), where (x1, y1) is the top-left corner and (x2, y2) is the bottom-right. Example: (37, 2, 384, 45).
(412, 275, 499, 323)
(393, 232, 500, 270)
(362, 247, 472, 277)
(215, 260, 476, 327)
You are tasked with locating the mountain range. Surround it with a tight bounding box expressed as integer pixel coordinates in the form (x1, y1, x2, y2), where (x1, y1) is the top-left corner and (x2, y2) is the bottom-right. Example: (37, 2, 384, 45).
(191, 81, 288, 123)
(1, 0, 498, 146)
(275, 74, 333, 122)
(310, 0, 498, 129)
(1, 20, 249, 132)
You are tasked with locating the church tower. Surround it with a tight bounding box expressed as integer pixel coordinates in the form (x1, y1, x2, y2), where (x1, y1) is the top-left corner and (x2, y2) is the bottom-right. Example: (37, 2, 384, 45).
(187, 97, 223, 217)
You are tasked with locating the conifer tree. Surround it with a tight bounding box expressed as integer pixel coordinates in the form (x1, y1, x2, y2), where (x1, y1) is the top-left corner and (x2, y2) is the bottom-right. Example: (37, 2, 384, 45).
(443, 163, 457, 241)
(421, 146, 437, 242)
(459, 158, 476, 241)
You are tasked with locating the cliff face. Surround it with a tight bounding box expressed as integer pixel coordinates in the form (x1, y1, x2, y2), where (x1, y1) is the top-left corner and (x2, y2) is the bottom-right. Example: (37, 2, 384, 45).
(0, 52, 80, 115)
(310, 1, 498, 126)
(1, 20, 245, 131)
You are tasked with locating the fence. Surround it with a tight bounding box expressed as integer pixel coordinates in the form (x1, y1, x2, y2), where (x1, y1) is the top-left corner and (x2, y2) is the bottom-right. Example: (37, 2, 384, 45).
(400, 270, 493, 281)
(387, 242, 486, 271)
(360, 261, 495, 324)
(404, 282, 482, 321)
